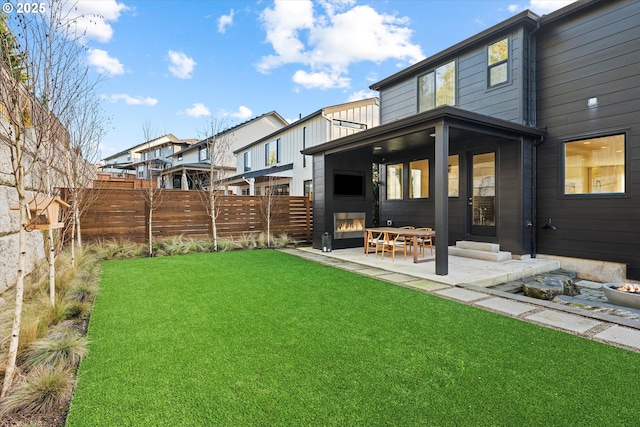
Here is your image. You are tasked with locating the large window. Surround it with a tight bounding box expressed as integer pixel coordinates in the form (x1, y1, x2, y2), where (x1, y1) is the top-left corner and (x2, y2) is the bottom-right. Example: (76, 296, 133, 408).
(265, 138, 281, 166)
(564, 134, 625, 195)
(418, 60, 456, 112)
(488, 38, 508, 87)
(386, 163, 403, 199)
(410, 159, 429, 199)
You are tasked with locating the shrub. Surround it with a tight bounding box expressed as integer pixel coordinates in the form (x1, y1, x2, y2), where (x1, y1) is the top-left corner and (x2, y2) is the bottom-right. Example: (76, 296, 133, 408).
(0, 366, 74, 416)
(24, 327, 89, 372)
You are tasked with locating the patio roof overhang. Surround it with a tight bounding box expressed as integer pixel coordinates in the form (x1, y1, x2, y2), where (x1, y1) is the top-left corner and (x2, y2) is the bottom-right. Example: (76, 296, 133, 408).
(302, 105, 546, 157)
(302, 105, 546, 276)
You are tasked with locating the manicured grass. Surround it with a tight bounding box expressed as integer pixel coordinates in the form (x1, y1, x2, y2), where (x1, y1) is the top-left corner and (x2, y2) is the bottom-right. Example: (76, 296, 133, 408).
(67, 250, 639, 426)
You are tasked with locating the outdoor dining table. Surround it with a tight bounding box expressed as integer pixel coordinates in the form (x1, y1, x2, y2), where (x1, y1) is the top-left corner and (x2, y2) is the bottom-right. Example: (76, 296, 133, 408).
(364, 227, 436, 263)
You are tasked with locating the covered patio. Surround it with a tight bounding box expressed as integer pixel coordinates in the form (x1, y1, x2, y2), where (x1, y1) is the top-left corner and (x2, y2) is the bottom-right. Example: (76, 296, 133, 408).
(302, 105, 546, 277)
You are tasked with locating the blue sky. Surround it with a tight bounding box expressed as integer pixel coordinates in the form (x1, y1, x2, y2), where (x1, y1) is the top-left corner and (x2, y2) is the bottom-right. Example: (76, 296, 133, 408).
(78, 0, 577, 158)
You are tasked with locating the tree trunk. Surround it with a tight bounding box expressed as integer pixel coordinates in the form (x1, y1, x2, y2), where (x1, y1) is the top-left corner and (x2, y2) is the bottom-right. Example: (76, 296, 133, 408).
(48, 228, 55, 306)
(210, 195, 217, 252)
(1, 197, 27, 398)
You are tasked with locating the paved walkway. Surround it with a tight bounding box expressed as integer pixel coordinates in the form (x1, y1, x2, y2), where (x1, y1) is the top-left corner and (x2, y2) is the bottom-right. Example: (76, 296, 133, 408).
(282, 247, 640, 353)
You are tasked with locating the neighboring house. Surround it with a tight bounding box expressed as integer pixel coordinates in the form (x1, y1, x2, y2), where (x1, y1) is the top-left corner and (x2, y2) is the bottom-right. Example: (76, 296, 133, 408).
(100, 134, 197, 184)
(162, 111, 289, 191)
(229, 98, 380, 197)
(303, 0, 640, 281)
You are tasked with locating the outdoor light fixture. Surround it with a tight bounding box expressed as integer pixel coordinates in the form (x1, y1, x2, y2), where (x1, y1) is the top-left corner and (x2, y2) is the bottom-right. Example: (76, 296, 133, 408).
(587, 97, 598, 108)
(542, 219, 558, 231)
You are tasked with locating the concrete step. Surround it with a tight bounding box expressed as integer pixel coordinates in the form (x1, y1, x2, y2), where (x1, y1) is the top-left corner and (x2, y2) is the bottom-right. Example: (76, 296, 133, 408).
(449, 243, 512, 262)
(455, 240, 500, 253)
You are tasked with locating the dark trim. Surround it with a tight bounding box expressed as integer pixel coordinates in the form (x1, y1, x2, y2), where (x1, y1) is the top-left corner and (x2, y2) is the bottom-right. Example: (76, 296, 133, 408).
(302, 106, 546, 156)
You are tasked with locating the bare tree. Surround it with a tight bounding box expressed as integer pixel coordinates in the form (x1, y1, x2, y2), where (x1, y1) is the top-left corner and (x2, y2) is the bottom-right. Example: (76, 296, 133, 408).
(139, 122, 165, 256)
(61, 93, 108, 268)
(260, 175, 282, 248)
(195, 120, 234, 252)
(0, 1, 103, 397)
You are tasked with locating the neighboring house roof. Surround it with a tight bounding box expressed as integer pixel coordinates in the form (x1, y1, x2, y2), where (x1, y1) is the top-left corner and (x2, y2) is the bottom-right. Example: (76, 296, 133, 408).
(227, 163, 294, 182)
(174, 110, 289, 156)
(233, 98, 380, 154)
(102, 133, 197, 162)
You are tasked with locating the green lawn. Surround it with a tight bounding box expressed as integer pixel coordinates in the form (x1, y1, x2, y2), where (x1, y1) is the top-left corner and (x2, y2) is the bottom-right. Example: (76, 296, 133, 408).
(67, 250, 639, 426)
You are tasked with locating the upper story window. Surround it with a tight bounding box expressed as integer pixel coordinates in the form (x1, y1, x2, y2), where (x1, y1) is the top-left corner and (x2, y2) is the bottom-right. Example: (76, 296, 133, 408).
(199, 147, 208, 161)
(302, 127, 307, 168)
(265, 138, 281, 166)
(564, 134, 625, 195)
(488, 38, 509, 87)
(418, 60, 456, 112)
(177, 153, 183, 161)
(244, 151, 251, 172)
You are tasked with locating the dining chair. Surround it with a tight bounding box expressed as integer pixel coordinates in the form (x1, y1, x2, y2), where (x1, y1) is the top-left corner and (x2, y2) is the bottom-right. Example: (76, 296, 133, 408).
(399, 226, 415, 254)
(365, 229, 384, 256)
(380, 231, 407, 261)
(416, 227, 433, 256)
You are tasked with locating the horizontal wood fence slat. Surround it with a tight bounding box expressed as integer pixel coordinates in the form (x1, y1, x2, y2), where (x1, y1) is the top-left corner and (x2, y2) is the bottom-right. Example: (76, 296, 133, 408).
(72, 189, 312, 244)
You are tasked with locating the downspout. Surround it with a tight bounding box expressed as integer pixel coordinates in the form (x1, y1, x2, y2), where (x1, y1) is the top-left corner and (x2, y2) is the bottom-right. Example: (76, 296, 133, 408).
(528, 20, 542, 258)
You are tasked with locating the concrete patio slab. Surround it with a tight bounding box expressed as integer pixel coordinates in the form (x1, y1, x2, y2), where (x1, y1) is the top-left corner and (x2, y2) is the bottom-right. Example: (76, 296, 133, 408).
(475, 297, 538, 316)
(594, 326, 640, 351)
(525, 310, 602, 334)
(294, 247, 560, 287)
(434, 287, 487, 302)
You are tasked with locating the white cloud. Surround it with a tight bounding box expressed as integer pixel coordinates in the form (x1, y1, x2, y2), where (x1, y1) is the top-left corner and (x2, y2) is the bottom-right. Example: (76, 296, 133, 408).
(221, 106, 253, 120)
(257, 0, 423, 90)
(508, 4, 520, 13)
(167, 50, 196, 79)
(87, 49, 125, 76)
(528, 0, 578, 14)
(292, 69, 349, 90)
(184, 103, 211, 118)
(218, 9, 234, 34)
(101, 93, 158, 106)
(347, 89, 377, 102)
(64, 0, 129, 43)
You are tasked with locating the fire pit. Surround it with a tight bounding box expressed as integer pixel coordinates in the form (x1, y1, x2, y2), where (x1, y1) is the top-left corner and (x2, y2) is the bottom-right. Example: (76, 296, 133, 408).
(601, 283, 640, 310)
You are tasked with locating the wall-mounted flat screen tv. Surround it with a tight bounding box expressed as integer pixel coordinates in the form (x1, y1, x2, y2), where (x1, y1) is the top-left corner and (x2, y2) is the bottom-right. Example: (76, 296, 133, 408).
(334, 172, 365, 197)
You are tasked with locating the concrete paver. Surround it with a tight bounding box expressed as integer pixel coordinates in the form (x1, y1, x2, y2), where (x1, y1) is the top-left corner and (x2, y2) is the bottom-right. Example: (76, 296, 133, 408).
(434, 287, 487, 302)
(525, 310, 602, 334)
(594, 326, 640, 351)
(403, 280, 450, 291)
(475, 297, 538, 316)
(377, 273, 419, 284)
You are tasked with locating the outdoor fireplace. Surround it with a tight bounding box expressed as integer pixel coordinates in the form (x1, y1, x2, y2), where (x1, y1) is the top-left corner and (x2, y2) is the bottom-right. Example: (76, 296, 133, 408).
(334, 212, 365, 239)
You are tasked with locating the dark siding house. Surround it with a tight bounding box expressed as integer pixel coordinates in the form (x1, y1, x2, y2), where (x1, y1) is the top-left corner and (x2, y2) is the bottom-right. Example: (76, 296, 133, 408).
(303, 0, 640, 280)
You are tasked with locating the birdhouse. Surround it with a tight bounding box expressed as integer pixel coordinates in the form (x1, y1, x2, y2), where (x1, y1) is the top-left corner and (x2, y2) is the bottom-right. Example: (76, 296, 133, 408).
(11, 196, 70, 230)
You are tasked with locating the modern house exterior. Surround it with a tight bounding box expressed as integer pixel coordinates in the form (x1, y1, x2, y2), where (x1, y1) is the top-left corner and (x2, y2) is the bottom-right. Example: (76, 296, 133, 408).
(100, 134, 197, 182)
(303, 0, 639, 281)
(229, 98, 379, 197)
(162, 111, 289, 191)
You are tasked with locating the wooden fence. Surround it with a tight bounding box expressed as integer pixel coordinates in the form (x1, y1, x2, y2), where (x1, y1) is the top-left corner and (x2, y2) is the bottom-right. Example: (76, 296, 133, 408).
(74, 188, 312, 244)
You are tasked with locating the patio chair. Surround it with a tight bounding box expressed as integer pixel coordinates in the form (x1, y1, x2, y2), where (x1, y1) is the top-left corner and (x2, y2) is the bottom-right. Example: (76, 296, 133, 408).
(399, 226, 415, 254)
(416, 227, 433, 256)
(365, 229, 384, 256)
(380, 231, 407, 261)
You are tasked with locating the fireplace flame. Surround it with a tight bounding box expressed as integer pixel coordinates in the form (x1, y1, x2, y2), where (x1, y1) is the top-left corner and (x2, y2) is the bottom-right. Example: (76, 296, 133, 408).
(336, 219, 364, 233)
